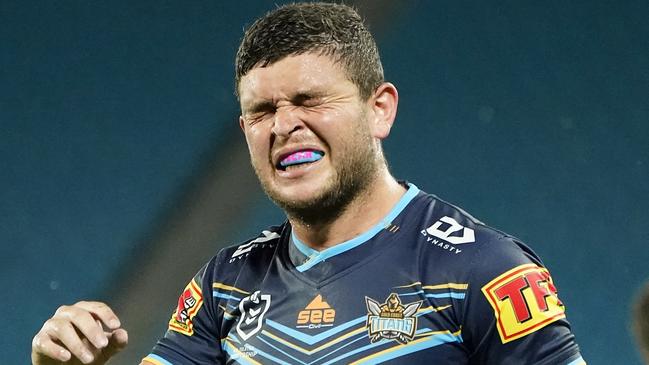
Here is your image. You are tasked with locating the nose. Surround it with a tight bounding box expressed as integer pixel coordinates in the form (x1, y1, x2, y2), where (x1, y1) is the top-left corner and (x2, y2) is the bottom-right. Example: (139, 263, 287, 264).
(271, 107, 303, 138)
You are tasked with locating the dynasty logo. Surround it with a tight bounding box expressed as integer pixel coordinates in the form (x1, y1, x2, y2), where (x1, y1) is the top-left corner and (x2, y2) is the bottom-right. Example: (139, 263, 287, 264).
(229, 230, 280, 263)
(365, 293, 422, 344)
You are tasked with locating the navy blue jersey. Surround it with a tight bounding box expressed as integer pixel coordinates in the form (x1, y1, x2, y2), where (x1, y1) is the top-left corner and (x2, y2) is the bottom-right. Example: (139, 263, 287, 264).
(144, 183, 585, 364)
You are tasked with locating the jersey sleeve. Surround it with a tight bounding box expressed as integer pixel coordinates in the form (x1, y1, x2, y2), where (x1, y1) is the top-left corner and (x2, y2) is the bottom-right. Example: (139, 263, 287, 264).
(463, 236, 585, 364)
(143, 255, 225, 365)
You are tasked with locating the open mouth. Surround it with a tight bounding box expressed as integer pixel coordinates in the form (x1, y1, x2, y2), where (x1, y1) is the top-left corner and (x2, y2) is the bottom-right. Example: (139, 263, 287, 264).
(276, 149, 324, 171)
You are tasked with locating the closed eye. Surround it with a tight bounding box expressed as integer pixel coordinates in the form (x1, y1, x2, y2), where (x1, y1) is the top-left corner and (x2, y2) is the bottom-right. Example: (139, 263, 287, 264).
(293, 92, 324, 107)
(246, 101, 276, 116)
(243, 102, 276, 125)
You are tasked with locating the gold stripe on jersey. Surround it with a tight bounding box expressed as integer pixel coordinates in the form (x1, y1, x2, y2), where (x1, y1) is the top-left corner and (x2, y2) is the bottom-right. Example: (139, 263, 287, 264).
(419, 304, 453, 313)
(394, 281, 422, 288)
(213, 282, 250, 295)
(393, 282, 469, 290)
(141, 356, 166, 365)
(422, 283, 469, 290)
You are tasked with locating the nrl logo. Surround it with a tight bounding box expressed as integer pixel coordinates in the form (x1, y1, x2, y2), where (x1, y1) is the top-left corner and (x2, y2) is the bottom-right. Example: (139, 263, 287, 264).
(365, 293, 422, 344)
(236, 291, 271, 341)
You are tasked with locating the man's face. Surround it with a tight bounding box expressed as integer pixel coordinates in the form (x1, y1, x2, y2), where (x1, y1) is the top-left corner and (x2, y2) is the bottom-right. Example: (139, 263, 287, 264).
(238, 53, 380, 223)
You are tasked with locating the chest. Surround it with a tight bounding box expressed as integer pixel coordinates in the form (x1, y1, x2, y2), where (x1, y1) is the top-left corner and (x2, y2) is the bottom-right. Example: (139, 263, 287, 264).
(216, 258, 470, 364)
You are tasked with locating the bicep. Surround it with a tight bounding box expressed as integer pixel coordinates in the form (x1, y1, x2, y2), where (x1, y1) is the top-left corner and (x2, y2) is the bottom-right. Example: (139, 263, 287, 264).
(463, 239, 583, 363)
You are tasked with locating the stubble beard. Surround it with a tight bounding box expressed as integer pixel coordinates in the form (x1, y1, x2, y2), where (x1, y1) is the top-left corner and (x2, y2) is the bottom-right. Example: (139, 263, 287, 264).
(254, 132, 380, 227)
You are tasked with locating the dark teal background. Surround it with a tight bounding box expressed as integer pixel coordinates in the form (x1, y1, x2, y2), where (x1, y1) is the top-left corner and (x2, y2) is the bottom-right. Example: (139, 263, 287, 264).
(2, 1, 647, 363)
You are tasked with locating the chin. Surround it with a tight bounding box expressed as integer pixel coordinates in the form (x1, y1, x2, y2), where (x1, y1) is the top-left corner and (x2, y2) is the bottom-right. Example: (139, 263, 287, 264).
(274, 184, 327, 205)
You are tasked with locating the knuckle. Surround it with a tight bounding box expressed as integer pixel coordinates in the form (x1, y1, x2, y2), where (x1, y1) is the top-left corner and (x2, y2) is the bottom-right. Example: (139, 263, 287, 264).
(54, 305, 70, 315)
(32, 334, 43, 349)
(46, 318, 69, 335)
(48, 321, 62, 334)
(93, 300, 106, 306)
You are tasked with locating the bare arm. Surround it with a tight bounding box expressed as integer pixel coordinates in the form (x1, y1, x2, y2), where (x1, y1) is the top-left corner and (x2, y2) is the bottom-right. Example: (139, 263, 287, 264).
(31, 301, 128, 365)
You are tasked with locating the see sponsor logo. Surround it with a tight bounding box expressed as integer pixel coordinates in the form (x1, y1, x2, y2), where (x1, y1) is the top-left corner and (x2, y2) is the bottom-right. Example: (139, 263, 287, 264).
(297, 294, 336, 329)
(481, 264, 565, 343)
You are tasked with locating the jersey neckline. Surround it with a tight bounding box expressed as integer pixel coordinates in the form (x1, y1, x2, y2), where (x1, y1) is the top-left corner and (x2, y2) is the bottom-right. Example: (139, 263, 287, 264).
(289, 183, 420, 272)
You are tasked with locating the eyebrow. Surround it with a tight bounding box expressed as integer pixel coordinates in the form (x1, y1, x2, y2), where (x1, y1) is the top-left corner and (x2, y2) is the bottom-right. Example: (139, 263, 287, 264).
(244, 90, 328, 114)
(245, 100, 275, 115)
(292, 91, 326, 103)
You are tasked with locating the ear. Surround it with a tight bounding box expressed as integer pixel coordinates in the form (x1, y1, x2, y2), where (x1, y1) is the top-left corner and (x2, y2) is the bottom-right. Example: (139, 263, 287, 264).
(239, 115, 246, 133)
(367, 82, 398, 140)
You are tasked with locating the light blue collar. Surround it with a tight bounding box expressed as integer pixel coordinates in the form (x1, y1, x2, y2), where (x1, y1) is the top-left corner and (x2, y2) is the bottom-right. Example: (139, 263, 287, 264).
(292, 183, 420, 272)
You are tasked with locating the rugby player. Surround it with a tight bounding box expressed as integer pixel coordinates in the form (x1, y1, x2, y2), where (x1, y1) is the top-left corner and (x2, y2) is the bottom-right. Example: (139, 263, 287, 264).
(32, 3, 586, 364)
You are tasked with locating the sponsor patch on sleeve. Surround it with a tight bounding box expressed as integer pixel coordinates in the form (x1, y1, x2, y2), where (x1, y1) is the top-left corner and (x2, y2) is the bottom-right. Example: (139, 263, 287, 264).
(481, 263, 565, 343)
(169, 279, 204, 336)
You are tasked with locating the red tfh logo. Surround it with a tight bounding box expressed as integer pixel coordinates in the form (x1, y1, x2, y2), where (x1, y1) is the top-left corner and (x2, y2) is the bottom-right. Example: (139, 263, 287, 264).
(494, 270, 562, 323)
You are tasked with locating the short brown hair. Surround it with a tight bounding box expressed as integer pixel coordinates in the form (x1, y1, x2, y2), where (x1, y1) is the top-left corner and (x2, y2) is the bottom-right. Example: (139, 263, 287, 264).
(235, 2, 384, 100)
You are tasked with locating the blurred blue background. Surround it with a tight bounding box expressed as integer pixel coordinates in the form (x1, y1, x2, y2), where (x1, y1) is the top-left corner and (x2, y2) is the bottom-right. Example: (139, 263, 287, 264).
(2, 1, 647, 363)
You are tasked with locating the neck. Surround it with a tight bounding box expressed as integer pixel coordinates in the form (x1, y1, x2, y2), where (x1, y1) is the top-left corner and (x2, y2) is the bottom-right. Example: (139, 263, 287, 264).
(289, 169, 406, 251)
